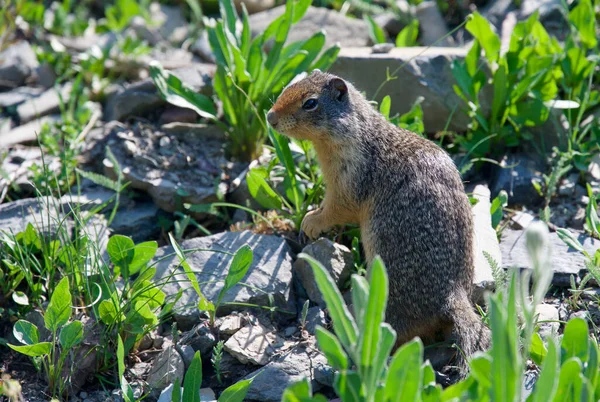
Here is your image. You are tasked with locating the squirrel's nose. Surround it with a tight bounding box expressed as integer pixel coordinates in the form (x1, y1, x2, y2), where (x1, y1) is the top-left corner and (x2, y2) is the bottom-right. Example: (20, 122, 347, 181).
(267, 110, 278, 127)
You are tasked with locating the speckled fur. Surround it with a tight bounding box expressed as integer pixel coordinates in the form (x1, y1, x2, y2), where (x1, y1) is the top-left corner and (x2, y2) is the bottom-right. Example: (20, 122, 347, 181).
(268, 70, 491, 376)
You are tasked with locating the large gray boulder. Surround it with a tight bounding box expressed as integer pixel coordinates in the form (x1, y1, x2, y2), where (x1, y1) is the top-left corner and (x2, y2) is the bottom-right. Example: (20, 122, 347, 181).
(154, 231, 295, 328)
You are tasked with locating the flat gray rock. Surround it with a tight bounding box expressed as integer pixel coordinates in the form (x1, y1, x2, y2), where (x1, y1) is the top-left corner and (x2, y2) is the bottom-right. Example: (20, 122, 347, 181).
(0, 87, 44, 108)
(0, 197, 69, 239)
(154, 231, 295, 327)
(0, 115, 60, 147)
(16, 83, 72, 124)
(0, 41, 39, 90)
(243, 340, 327, 402)
(249, 6, 369, 50)
(329, 47, 479, 133)
(500, 228, 600, 286)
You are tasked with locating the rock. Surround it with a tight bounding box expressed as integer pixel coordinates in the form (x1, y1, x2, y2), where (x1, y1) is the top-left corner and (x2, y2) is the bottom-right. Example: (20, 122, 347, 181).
(303, 306, 326, 335)
(159, 107, 198, 125)
(101, 121, 243, 215)
(217, 314, 245, 335)
(558, 172, 579, 196)
(500, 228, 600, 286)
(62, 315, 100, 393)
(313, 360, 335, 387)
(490, 154, 545, 206)
(0, 115, 60, 147)
(0, 197, 70, 239)
(535, 303, 559, 338)
(510, 210, 537, 230)
(293, 238, 353, 307)
(34, 63, 57, 89)
(149, 3, 189, 44)
(470, 185, 500, 304)
(180, 321, 217, 358)
(243, 340, 327, 401)
(519, 0, 567, 38)
(154, 231, 295, 328)
(0, 41, 39, 90)
(224, 322, 285, 366)
(16, 83, 72, 124)
(372, 43, 395, 54)
(177, 344, 196, 369)
(249, 6, 370, 51)
(147, 346, 185, 391)
(0, 146, 61, 194)
(190, 31, 216, 63)
(480, 0, 516, 30)
(110, 202, 160, 243)
(329, 47, 474, 133)
(104, 63, 214, 122)
(587, 154, 600, 182)
(234, 0, 275, 14)
(157, 385, 216, 402)
(415, 2, 453, 46)
(161, 123, 226, 140)
(374, 2, 414, 37)
(0, 87, 44, 108)
(569, 207, 586, 230)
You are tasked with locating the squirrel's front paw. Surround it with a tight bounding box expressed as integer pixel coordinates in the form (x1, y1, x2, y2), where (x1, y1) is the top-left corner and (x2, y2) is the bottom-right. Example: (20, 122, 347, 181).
(300, 209, 330, 240)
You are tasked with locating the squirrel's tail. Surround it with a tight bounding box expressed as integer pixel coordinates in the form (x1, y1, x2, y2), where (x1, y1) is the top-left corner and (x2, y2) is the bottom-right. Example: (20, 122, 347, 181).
(450, 295, 491, 378)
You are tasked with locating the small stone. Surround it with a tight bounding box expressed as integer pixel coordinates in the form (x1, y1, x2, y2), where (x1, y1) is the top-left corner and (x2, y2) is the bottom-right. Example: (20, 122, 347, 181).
(293, 238, 353, 307)
(139, 332, 156, 351)
(587, 154, 600, 182)
(224, 322, 284, 366)
(217, 314, 244, 336)
(491, 154, 545, 206)
(234, 0, 275, 14)
(570, 207, 587, 230)
(535, 303, 559, 338)
(558, 173, 579, 196)
(511, 211, 537, 230)
(157, 385, 217, 402)
(180, 322, 217, 358)
(371, 43, 394, 54)
(80, 392, 88, 399)
(415, 1, 453, 46)
(314, 361, 335, 387)
(570, 310, 590, 321)
(283, 326, 297, 337)
(147, 346, 185, 391)
(130, 362, 152, 378)
(0, 41, 39, 90)
(303, 306, 327, 335)
(177, 344, 196, 369)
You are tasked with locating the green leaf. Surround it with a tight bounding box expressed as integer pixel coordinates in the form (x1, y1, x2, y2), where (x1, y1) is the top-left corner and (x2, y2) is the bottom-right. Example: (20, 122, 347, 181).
(107, 235, 135, 277)
(183, 351, 202, 402)
(315, 327, 349, 370)
(281, 377, 327, 402)
(466, 12, 500, 64)
(561, 318, 589, 363)
(530, 332, 548, 366)
(490, 190, 508, 229)
(396, 19, 419, 47)
(310, 44, 341, 72)
(556, 228, 588, 256)
(569, 0, 597, 49)
(553, 358, 584, 402)
(218, 376, 257, 402)
(360, 256, 389, 393)
(98, 298, 120, 325)
(171, 377, 182, 402)
(365, 15, 386, 44)
(13, 320, 39, 345)
(216, 245, 253, 307)
(149, 62, 217, 120)
(334, 371, 363, 402)
(299, 253, 358, 349)
(531, 337, 559, 402)
(380, 96, 391, 120)
(246, 168, 283, 210)
(44, 276, 71, 332)
(169, 233, 215, 316)
(385, 338, 423, 401)
(76, 169, 121, 192)
(129, 241, 158, 276)
(8, 342, 52, 357)
(491, 59, 508, 126)
(59, 320, 83, 350)
(117, 334, 126, 379)
(351, 275, 369, 330)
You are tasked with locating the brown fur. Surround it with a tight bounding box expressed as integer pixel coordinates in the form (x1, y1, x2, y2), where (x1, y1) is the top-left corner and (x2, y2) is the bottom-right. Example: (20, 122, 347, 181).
(267, 70, 491, 376)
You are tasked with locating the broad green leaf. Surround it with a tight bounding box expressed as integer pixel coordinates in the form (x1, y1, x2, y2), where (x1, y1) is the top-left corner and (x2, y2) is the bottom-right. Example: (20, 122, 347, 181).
(469, 354, 492, 389)
(98, 299, 120, 325)
(216, 245, 253, 307)
(183, 352, 202, 402)
(561, 318, 589, 363)
(490, 190, 508, 229)
(246, 169, 283, 210)
(315, 327, 349, 370)
(365, 15, 386, 44)
(371, 323, 397, 386)
(385, 338, 423, 401)
(569, 0, 597, 49)
(117, 334, 126, 379)
(556, 228, 587, 256)
(171, 377, 182, 402)
(13, 320, 39, 345)
(136, 283, 166, 310)
(351, 275, 369, 334)
(334, 371, 363, 402)
(8, 342, 52, 357)
(491, 59, 508, 126)
(530, 332, 548, 366)
(219, 0, 238, 37)
(59, 320, 83, 350)
(396, 19, 419, 47)
(299, 253, 358, 348)
(149, 62, 217, 120)
(218, 376, 256, 402)
(44, 276, 71, 332)
(380, 96, 391, 120)
(129, 241, 158, 276)
(281, 377, 327, 402)
(531, 337, 559, 402)
(107, 234, 135, 276)
(552, 358, 583, 402)
(466, 12, 500, 63)
(292, 0, 311, 24)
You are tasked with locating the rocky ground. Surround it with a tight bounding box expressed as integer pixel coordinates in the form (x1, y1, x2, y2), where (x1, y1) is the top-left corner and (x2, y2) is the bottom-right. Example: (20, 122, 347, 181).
(1, 0, 600, 401)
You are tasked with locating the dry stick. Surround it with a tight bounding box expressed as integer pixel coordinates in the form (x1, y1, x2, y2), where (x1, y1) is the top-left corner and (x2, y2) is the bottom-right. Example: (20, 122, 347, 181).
(75, 107, 102, 144)
(372, 19, 469, 101)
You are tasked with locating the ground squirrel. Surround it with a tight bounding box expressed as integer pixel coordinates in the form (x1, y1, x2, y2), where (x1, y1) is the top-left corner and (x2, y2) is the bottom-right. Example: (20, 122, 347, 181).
(266, 70, 491, 375)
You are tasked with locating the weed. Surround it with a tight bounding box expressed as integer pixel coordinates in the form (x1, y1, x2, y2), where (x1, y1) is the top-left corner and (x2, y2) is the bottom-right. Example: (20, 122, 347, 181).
(211, 340, 224, 385)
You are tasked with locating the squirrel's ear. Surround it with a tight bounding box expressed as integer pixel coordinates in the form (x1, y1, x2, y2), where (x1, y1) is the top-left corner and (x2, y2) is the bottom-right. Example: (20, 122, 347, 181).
(331, 78, 347, 101)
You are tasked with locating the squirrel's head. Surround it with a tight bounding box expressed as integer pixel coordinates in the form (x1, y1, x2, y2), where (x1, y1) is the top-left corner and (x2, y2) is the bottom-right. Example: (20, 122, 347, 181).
(266, 70, 351, 141)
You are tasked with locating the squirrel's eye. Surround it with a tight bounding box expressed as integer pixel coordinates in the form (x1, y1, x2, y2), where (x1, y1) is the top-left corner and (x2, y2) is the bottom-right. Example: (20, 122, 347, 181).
(302, 98, 318, 111)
